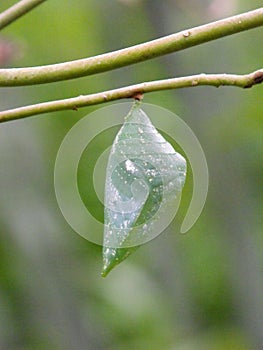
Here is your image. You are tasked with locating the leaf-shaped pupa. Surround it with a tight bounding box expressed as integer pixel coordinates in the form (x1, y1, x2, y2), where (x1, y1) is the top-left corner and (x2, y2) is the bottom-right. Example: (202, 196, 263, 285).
(102, 102, 186, 276)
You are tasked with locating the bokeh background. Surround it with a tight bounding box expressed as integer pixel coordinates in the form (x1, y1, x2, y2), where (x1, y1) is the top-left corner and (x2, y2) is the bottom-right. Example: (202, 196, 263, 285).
(0, 1, 263, 349)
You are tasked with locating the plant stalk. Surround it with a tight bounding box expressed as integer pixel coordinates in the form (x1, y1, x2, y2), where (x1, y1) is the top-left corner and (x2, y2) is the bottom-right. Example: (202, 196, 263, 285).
(0, 70, 262, 123)
(0, 0, 47, 31)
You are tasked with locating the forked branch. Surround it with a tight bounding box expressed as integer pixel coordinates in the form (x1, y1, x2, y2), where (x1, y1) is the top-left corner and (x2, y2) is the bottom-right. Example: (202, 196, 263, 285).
(0, 5, 262, 123)
(0, 7, 262, 86)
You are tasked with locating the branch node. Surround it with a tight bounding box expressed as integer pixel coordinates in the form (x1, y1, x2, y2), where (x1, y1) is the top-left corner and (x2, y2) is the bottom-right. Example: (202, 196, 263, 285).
(253, 70, 263, 85)
(183, 31, 191, 38)
(244, 70, 263, 88)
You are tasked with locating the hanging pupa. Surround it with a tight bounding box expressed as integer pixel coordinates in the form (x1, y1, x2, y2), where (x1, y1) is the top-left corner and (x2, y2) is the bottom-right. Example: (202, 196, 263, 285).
(102, 101, 186, 276)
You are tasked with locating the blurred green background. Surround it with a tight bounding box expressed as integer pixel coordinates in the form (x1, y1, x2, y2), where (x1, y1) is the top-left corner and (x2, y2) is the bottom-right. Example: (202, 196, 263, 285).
(0, 1, 263, 349)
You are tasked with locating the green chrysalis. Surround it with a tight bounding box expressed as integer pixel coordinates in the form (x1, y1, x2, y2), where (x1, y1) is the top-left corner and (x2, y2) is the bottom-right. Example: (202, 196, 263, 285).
(102, 101, 186, 276)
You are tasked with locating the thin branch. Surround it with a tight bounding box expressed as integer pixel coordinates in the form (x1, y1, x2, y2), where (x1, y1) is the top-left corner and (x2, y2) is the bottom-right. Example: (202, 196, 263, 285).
(0, 0, 47, 31)
(1, 70, 262, 123)
(0, 8, 262, 86)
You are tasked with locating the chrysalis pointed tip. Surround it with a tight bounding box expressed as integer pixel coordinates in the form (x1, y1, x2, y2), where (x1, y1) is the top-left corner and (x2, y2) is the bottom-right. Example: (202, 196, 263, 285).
(101, 262, 114, 278)
(100, 270, 107, 278)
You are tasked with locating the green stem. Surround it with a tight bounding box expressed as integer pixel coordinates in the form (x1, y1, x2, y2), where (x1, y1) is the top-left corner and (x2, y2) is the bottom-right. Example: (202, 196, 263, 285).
(0, 8, 262, 86)
(1, 70, 262, 123)
(0, 0, 47, 30)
